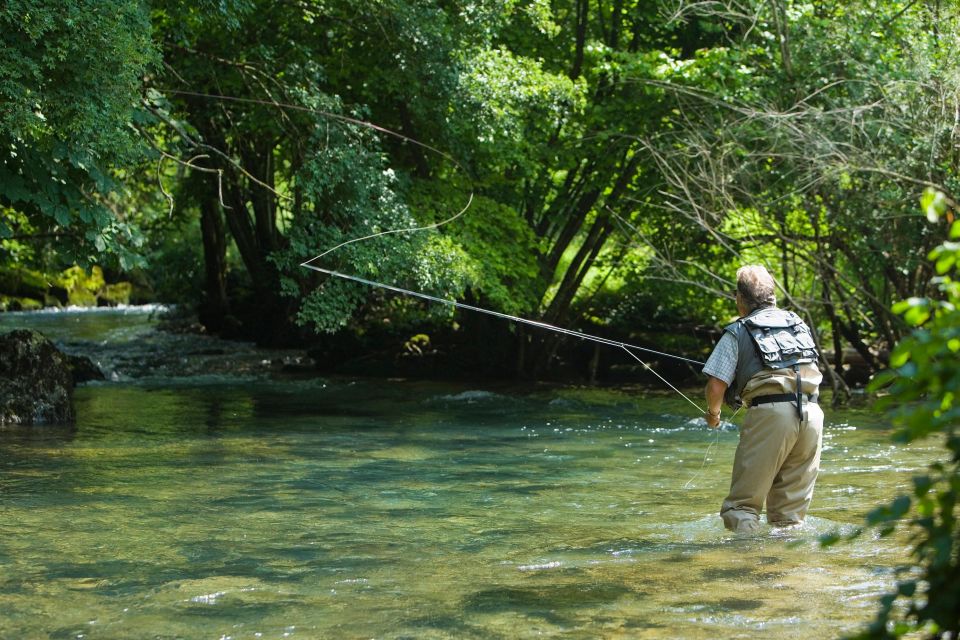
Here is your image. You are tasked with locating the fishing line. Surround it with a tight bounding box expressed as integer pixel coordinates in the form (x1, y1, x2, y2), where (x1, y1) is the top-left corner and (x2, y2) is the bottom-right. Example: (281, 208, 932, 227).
(617, 345, 704, 413)
(682, 427, 720, 490)
(162, 91, 709, 403)
(300, 263, 706, 369)
(682, 406, 742, 490)
(303, 266, 724, 479)
(160, 89, 476, 259)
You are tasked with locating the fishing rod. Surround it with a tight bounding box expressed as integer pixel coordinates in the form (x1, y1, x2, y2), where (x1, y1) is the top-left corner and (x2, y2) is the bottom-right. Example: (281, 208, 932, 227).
(300, 260, 708, 414)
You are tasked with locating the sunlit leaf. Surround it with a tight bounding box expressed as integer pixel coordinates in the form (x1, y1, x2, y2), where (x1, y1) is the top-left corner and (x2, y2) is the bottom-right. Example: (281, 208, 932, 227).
(922, 188, 947, 222)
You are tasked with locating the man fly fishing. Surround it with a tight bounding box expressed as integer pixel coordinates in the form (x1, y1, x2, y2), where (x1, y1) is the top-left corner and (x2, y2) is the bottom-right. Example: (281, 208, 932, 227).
(702, 265, 824, 533)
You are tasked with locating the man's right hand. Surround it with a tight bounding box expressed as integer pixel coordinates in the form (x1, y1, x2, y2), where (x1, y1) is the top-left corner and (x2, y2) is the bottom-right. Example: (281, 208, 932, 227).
(706, 410, 721, 429)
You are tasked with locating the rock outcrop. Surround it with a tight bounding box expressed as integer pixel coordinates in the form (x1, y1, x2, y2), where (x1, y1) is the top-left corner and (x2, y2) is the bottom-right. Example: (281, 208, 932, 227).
(0, 329, 76, 425)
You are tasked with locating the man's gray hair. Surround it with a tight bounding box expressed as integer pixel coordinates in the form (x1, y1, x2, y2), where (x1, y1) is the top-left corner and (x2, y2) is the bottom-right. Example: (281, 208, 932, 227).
(737, 265, 777, 310)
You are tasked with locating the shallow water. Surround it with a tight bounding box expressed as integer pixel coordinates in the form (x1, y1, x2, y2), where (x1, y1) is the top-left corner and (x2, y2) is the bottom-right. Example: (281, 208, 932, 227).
(0, 308, 931, 639)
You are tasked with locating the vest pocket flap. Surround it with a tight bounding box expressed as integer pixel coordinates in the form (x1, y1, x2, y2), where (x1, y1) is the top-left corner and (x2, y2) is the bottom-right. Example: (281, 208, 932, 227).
(752, 329, 788, 361)
(751, 328, 808, 362)
(793, 329, 817, 351)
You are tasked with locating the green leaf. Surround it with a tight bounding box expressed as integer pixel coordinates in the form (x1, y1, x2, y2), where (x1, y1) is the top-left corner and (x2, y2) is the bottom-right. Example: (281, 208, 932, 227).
(889, 349, 910, 368)
(890, 495, 911, 518)
(935, 253, 957, 275)
(903, 303, 931, 326)
(921, 187, 948, 222)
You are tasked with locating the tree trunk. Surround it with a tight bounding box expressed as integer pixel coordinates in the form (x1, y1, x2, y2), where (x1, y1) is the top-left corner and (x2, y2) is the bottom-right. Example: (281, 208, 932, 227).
(198, 195, 230, 331)
(770, 0, 794, 81)
(571, 0, 589, 80)
(541, 186, 602, 281)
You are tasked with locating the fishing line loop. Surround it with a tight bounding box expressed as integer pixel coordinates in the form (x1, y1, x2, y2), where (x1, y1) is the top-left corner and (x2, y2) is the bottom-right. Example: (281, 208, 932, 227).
(159, 89, 476, 263)
(164, 91, 708, 399)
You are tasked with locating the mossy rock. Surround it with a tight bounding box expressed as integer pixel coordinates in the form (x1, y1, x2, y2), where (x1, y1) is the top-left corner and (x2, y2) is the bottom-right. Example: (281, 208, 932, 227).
(0, 265, 51, 291)
(43, 293, 64, 308)
(67, 288, 98, 307)
(100, 282, 132, 306)
(66, 354, 105, 383)
(61, 265, 105, 293)
(0, 295, 44, 312)
(16, 297, 43, 311)
(0, 266, 68, 305)
(62, 265, 106, 307)
(0, 329, 75, 425)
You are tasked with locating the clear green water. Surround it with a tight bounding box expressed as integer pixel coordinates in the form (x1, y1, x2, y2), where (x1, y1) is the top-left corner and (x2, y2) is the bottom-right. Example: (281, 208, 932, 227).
(0, 309, 931, 639)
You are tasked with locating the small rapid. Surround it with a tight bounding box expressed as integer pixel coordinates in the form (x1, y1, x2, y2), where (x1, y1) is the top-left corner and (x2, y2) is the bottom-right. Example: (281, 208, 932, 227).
(0, 305, 311, 383)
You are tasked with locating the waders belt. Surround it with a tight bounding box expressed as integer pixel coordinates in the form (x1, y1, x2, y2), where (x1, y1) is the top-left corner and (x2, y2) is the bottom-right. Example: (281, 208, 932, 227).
(751, 393, 818, 408)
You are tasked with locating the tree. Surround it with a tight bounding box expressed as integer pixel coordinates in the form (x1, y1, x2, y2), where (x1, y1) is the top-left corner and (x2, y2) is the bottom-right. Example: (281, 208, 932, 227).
(610, 0, 960, 395)
(0, 0, 155, 269)
(144, 1, 464, 340)
(438, 0, 727, 376)
(146, 0, 581, 349)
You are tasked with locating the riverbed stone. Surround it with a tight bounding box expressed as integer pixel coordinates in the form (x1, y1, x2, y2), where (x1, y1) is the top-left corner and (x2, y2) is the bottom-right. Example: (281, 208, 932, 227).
(67, 354, 106, 383)
(0, 329, 75, 425)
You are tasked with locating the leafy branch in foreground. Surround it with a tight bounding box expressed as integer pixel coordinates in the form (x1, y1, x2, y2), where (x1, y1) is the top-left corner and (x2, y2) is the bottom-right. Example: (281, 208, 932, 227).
(831, 188, 960, 639)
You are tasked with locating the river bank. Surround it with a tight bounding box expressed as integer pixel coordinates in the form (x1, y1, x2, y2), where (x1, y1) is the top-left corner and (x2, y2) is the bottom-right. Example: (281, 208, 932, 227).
(0, 304, 872, 416)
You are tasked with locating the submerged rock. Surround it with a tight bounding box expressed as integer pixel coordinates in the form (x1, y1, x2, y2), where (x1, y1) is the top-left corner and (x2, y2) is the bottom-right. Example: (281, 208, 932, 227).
(66, 354, 106, 384)
(0, 329, 75, 425)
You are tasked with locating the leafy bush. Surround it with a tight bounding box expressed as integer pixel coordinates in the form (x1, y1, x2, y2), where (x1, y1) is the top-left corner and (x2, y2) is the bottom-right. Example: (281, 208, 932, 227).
(0, 0, 156, 265)
(843, 189, 960, 638)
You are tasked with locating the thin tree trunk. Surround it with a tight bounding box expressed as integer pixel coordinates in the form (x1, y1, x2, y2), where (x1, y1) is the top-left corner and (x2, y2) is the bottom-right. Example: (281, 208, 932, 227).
(571, 0, 589, 80)
(608, 0, 624, 49)
(770, 0, 794, 81)
(543, 215, 615, 326)
(541, 187, 603, 281)
(222, 179, 268, 288)
(398, 101, 430, 179)
(245, 141, 278, 256)
(198, 195, 230, 331)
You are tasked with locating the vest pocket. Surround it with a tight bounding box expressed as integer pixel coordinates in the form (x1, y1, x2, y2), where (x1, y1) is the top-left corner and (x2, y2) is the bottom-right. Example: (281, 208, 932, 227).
(751, 326, 816, 364)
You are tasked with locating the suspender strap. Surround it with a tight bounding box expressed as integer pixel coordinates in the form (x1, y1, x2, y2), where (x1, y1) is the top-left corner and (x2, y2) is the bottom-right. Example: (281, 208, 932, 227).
(794, 364, 802, 420)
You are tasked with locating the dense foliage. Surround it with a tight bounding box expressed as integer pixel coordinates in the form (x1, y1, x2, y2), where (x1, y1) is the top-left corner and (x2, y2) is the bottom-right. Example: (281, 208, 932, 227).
(3, 2, 959, 633)
(823, 190, 960, 639)
(0, 0, 155, 269)
(1, 0, 958, 377)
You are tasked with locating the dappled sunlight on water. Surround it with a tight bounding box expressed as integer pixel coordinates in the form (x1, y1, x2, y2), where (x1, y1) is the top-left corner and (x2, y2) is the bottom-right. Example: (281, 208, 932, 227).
(0, 308, 932, 638)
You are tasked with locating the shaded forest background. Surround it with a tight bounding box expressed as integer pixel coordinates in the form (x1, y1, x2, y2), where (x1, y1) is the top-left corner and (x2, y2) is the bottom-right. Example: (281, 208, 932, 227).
(2, 0, 959, 395)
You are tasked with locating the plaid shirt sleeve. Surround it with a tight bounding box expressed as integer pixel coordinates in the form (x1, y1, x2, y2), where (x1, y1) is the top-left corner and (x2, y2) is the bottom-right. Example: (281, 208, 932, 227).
(702, 331, 738, 385)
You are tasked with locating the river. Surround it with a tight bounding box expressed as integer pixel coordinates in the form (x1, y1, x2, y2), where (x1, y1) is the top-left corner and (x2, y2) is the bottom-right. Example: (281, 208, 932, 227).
(0, 307, 927, 639)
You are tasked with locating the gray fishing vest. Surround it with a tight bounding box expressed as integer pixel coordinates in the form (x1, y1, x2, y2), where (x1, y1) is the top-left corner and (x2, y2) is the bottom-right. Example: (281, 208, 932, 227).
(722, 307, 819, 409)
